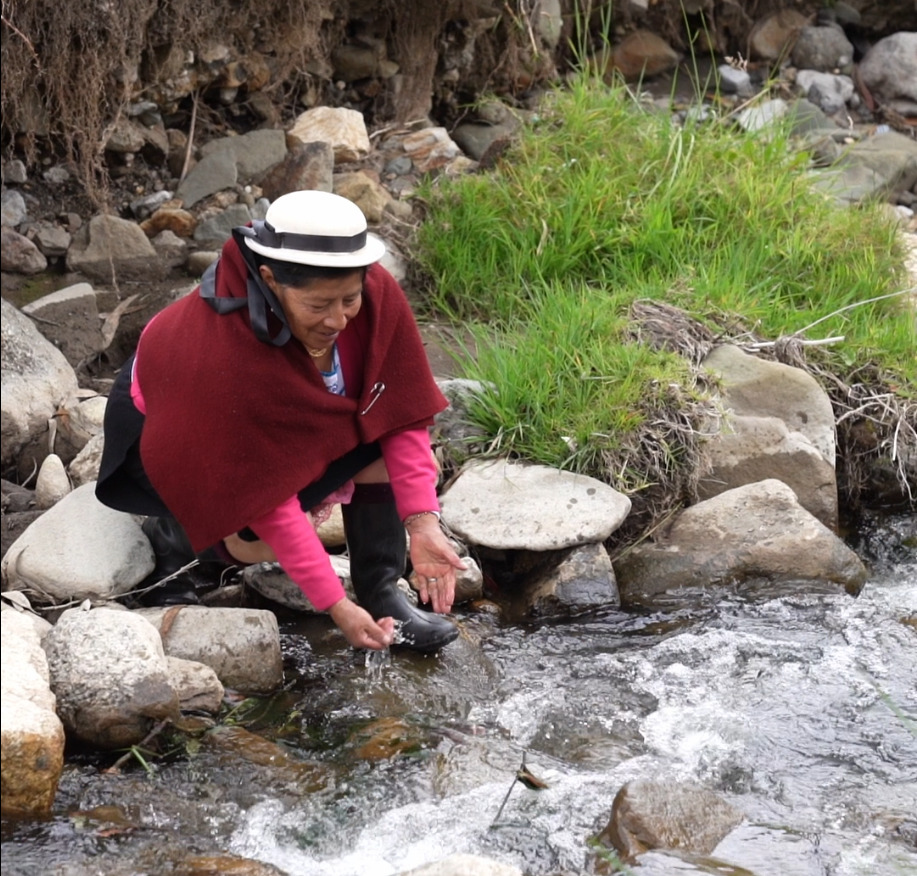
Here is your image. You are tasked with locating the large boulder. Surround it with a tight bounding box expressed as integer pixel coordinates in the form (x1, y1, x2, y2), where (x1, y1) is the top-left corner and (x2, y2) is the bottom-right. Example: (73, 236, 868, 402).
(0, 482, 154, 604)
(21, 282, 105, 368)
(43, 607, 179, 749)
(1, 298, 79, 473)
(1, 608, 65, 816)
(697, 414, 838, 529)
(65, 213, 162, 283)
(613, 480, 867, 608)
(594, 779, 744, 863)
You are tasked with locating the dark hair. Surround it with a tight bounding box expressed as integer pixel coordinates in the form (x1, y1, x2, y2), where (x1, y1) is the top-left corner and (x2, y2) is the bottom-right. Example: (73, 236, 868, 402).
(255, 254, 366, 288)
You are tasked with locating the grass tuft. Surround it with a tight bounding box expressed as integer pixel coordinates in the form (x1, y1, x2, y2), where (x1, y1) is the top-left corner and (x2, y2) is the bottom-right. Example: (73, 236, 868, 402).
(413, 75, 916, 521)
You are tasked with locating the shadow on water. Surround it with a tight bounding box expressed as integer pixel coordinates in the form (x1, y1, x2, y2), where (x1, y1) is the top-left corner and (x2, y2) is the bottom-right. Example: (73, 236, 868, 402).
(2, 512, 916, 875)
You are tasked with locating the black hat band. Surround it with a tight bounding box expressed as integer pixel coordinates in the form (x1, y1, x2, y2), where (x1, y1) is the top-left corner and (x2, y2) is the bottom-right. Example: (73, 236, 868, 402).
(254, 220, 367, 254)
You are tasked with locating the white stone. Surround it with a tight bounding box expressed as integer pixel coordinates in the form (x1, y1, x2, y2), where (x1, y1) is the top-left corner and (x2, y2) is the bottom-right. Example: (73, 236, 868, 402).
(0, 482, 154, 603)
(43, 607, 177, 749)
(1, 299, 79, 469)
(288, 106, 371, 164)
(34, 453, 71, 509)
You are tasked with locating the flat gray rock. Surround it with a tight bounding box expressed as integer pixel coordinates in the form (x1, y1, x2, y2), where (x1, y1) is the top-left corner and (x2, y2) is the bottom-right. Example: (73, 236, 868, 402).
(440, 459, 631, 550)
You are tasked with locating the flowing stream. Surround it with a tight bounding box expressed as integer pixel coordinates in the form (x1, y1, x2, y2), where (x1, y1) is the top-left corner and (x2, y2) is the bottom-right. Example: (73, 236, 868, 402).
(2, 511, 915, 876)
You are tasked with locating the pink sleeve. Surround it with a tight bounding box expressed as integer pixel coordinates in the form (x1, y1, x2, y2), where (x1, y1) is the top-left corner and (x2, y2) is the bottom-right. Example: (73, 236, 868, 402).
(379, 427, 440, 520)
(130, 348, 147, 414)
(247, 496, 346, 611)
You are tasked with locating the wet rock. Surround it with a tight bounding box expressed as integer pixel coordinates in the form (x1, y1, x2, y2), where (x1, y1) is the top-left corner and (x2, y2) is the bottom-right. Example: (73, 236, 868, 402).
(288, 106, 371, 163)
(613, 479, 868, 608)
(350, 716, 424, 760)
(203, 725, 329, 791)
(1, 299, 79, 472)
(175, 853, 289, 875)
(594, 778, 743, 862)
(243, 554, 352, 612)
(138, 605, 284, 694)
(22, 281, 105, 368)
(0, 607, 65, 816)
(398, 855, 523, 876)
(164, 655, 224, 713)
(519, 542, 620, 617)
(440, 459, 631, 551)
(0, 482, 154, 604)
(43, 607, 179, 749)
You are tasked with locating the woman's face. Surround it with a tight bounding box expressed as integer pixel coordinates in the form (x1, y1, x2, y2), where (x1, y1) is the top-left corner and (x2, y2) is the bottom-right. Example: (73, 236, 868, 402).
(261, 267, 363, 352)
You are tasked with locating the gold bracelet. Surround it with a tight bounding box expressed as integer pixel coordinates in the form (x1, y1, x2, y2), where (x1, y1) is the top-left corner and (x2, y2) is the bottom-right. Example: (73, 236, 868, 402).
(403, 511, 441, 528)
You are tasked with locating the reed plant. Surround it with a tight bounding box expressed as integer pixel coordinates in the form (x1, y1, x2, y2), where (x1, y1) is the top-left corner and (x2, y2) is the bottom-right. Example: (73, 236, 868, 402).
(413, 75, 914, 512)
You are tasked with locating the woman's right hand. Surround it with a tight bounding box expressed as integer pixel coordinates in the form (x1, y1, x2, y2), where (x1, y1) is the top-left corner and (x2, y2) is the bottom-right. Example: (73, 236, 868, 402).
(328, 598, 395, 650)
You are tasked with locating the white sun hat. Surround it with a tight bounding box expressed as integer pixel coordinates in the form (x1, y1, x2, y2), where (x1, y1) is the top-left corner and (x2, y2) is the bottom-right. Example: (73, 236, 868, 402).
(240, 190, 386, 268)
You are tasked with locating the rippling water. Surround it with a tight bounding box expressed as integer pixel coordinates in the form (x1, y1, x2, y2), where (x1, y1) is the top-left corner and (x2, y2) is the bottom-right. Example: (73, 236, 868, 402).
(2, 512, 915, 876)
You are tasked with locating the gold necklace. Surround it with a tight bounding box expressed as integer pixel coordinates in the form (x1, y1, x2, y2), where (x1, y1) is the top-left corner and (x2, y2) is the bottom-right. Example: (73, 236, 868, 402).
(307, 346, 331, 358)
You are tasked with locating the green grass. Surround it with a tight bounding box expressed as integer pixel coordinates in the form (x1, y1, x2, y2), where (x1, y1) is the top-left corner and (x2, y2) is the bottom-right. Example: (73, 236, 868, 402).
(413, 76, 915, 493)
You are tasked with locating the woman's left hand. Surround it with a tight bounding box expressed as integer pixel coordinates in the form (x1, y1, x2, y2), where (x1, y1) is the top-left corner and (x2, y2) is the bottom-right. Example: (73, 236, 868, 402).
(407, 517, 467, 614)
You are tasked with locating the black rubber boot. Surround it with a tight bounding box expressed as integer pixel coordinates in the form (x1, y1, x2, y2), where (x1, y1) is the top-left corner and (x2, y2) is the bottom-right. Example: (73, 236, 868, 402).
(342, 485, 458, 653)
(139, 516, 228, 606)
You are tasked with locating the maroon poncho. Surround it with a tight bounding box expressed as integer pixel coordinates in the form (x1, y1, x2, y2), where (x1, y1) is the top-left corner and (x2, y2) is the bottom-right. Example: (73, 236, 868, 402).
(137, 235, 447, 551)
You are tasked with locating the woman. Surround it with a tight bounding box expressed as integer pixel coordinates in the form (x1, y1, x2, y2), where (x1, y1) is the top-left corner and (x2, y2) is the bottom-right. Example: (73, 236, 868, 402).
(96, 190, 465, 653)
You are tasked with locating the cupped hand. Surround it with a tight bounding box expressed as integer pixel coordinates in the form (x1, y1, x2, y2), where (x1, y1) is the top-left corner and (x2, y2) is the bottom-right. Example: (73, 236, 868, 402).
(328, 598, 394, 650)
(407, 519, 467, 614)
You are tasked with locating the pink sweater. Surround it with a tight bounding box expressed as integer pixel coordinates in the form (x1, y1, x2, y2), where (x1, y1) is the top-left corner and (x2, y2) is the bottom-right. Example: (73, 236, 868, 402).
(130, 352, 440, 611)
